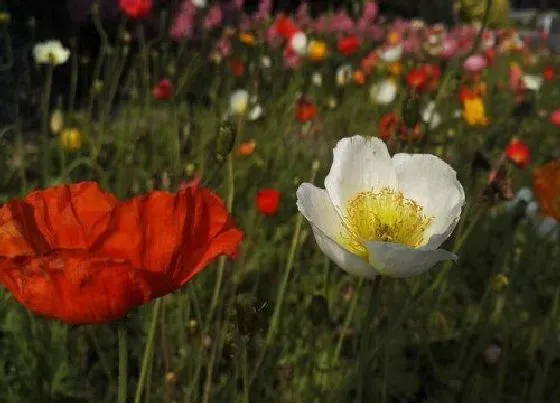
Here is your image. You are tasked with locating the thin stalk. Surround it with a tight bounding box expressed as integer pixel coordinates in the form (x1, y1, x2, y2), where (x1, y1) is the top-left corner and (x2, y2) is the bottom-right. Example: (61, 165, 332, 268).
(40, 63, 54, 186)
(332, 278, 364, 364)
(118, 323, 128, 403)
(134, 298, 163, 403)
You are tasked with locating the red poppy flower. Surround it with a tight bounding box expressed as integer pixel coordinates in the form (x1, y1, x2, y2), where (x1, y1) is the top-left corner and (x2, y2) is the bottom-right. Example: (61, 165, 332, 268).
(0, 182, 243, 324)
(119, 0, 152, 20)
(230, 59, 245, 77)
(338, 35, 360, 56)
(295, 98, 317, 123)
(275, 16, 298, 40)
(379, 113, 400, 142)
(543, 65, 555, 82)
(532, 160, 560, 221)
(505, 138, 530, 168)
(256, 189, 280, 216)
(406, 68, 427, 91)
(422, 63, 442, 91)
(153, 78, 173, 101)
(550, 109, 560, 127)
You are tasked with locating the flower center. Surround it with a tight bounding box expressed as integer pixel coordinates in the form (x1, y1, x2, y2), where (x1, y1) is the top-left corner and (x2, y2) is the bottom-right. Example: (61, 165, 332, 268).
(338, 188, 433, 259)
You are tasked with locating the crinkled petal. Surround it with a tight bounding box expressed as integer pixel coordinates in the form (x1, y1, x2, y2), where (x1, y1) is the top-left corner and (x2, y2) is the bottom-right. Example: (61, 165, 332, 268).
(325, 136, 397, 213)
(367, 241, 457, 277)
(392, 153, 465, 249)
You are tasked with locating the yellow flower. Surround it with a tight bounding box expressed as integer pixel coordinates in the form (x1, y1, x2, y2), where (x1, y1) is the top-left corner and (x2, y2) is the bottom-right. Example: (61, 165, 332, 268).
(60, 128, 83, 151)
(388, 62, 403, 77)
(239, 32, 256, 45)
(463, 97, 490, 126)
(491, 274, 509, 292)
(307, 40, 328, 62)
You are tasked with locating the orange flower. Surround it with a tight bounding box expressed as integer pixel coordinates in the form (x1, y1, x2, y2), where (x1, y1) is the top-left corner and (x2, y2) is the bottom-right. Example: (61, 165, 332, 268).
(295, 98, 317, 123)
(236, 140, 256, 157)
(505, 138, 530, 168)
(0, 182, 243, 324)
(532, 160, 560, 221)
(256, 189, 280, 216)
(239, 32, 256, 45)
(353, 70, 366, 86)
(337, 35, 360, 56)
(388, 62, 402, 77)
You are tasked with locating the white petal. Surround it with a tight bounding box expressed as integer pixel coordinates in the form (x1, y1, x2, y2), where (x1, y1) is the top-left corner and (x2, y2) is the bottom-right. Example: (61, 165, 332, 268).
(296, 183, 343, 239)
(296, 183, 377, 278)
(392, 153, 465, 249)
(325, 136, 398, 213)
(367, 241, 457, 277)
(312, 226, 378, 278)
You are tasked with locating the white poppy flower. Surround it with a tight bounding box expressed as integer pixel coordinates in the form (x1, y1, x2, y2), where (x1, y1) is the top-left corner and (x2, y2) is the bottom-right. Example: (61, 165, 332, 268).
(229, 89, 249, 115)
(370, 80, 397, 105)
(379, 44, 402, 63)
(296, 135, 465, 278)
(336, 63, 353, 87)
(522, 74, 543, 91)
(192, 0, 207, 7)
(248, 104, 263, 121)
(311, 71, 323, 87)
(33, 40, 70, 65)
(422, 101, 442, 129)
(290, 32, 308, 56)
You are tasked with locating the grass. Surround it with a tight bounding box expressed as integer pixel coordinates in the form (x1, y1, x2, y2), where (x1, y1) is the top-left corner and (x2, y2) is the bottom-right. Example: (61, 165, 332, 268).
(1, 6, 560, 403)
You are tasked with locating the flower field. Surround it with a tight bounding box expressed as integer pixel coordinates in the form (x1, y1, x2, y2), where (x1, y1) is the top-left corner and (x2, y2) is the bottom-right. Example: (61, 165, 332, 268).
(0, 1, 560, 402)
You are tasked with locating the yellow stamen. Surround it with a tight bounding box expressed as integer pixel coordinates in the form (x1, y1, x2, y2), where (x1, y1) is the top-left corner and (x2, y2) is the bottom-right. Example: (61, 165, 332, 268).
(338, 188, 432, 259)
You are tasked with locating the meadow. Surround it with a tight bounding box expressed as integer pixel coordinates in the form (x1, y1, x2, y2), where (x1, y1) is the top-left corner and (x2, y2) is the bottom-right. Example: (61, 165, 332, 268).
(0, 1, 560, 402)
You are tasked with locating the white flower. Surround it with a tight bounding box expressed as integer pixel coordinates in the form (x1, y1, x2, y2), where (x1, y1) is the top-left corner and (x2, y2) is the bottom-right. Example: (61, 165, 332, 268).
(290, 32, 308, 56)
(336, 63, 353, 87)
(33, 40, 70, 65)
(422, 101, 442, 129)
(248, 104, 263, 121)
(522, 74, 543, 91)
(379, 44, 402, 63)
(296, 135, 465, 278)
(370, 80, 397, 105)
(229, 89, 249, 115)
(311, 71, 323, 87)
(261, 55, 271, 69)
(192, 0, 207, 8)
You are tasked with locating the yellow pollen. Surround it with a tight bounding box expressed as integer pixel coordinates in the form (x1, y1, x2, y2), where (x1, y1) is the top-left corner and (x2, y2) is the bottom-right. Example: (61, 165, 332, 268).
(338, 188, 432, 259)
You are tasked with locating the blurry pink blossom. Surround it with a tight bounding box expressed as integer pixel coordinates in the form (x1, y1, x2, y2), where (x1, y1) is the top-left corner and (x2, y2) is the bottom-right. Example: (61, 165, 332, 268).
(509, 63, 524, 91)
(266, 23, 282, 48)
(170, 1, 196, 41)
(442, 37, 458, 58)
(253, 0, 273, 24)
(283, 47, 301, 70)
(233, 0, 245, 10)
(202, 5, 222, 31)
(463, 54, 487, 73)
(328, 11, 355, 34)
(295, 3, 312, 30)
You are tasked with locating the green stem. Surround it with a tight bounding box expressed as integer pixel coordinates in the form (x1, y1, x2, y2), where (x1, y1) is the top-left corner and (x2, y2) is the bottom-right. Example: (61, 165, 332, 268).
(332, 278, 364, 364)
(40, 63, 54, 186)
(118, 323, 128, 403)
(133, 298, 162, 403)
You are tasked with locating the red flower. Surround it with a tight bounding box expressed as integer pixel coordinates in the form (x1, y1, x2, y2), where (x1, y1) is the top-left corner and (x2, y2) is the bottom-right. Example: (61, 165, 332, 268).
(459, 86, 476, 103)
(256, 189, 280, 216)
(153, 78, 173, 101)
(379, 113, 400, 142)
(295, 98, 317, 123)
(543, 65, 555, 82)
(119, 0, 152, 20)
(406, 68, 427, 91)
(549, 109, 560, 127)
(230, 59, 245, 77)
(505, 138, 530, 168)
(0, 182, 243, 324)
(275, 16, 298, 40)
(338, 36, 360, 56)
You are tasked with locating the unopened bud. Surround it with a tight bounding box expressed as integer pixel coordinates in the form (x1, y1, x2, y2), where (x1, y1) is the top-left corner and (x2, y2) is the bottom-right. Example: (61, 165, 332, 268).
(216, 120, 237, 162)
(491, 274, 509, 293)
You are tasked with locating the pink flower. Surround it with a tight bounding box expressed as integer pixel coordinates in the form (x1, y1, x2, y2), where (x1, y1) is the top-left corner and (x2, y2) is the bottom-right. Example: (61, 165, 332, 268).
(442, 37, 458, 58)
(463, 54, 487, 73)
(549, 109, 560, 127)
(202, 5, 222, 31)
(295, 2, 312, 30)
(233, 0, 245, 10)
(170, 0, 195, 41)
(283, 47, 301, 70)
(253, 0, 272, 24)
